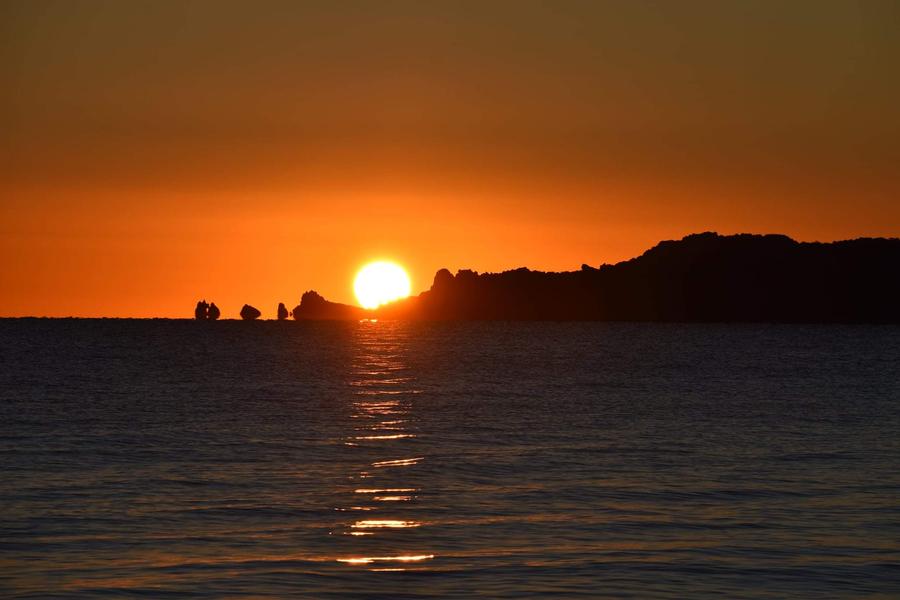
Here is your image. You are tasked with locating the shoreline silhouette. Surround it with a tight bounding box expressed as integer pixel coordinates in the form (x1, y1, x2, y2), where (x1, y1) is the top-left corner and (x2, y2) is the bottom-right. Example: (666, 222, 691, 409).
(288, 232, 900, 323)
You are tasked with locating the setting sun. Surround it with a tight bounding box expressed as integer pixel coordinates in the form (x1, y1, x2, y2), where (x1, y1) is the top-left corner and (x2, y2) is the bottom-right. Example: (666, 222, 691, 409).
(353, 261, 412, 309)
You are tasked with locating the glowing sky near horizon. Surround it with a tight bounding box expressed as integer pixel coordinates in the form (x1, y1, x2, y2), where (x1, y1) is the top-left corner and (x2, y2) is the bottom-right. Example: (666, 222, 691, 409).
(2, 1, 898, 317)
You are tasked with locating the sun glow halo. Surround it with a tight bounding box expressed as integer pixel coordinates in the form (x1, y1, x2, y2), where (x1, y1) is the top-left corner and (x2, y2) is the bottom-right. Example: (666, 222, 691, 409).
(353, 261, 411, 309)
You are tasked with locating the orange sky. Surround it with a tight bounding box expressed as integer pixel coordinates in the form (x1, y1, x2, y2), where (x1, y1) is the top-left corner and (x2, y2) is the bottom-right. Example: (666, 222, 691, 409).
(2, 1, 899, 317)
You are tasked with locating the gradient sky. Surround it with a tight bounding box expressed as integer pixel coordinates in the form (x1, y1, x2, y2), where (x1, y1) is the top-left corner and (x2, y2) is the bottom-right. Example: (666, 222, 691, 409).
(2, 0, 898, 317)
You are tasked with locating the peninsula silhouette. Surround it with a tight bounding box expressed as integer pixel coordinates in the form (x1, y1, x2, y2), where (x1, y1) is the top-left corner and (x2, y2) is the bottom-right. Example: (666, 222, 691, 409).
(292, 233, 900, 323)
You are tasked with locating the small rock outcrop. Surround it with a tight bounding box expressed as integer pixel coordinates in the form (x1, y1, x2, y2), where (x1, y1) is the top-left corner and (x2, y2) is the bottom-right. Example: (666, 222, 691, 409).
(194, 300, 208, 320)
(277, 302, 289, 320)
(195, 300, 220, 320)
(240, 304, 261, 320)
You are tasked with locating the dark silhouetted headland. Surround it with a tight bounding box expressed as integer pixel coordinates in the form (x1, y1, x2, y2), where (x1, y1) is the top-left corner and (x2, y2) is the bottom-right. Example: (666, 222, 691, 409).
(292, 291, 367, 320)
(301, 233, 900, 322)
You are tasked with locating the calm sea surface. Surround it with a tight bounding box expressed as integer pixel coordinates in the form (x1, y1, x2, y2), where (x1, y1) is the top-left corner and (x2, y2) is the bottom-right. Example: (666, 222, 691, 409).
(1, 320, 899, 598)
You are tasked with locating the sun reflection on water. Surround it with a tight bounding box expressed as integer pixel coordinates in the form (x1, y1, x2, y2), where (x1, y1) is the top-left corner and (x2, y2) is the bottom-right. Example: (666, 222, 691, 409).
(333, 320, 434, 570)
(336, 554, 434, 565)
(371, 456, 423, 468)
(352, 520, 421, 529)
(353, 434, 416, 440)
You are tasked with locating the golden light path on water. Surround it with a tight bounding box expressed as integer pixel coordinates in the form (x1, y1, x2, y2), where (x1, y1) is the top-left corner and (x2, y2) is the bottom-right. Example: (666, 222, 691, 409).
(332, 320, 432, 570)
(352, 520, 421, 529)
(336, 555, 435, 565)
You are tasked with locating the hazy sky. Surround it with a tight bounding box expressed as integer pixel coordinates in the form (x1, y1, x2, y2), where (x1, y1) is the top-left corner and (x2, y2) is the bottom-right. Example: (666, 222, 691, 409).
(2, 0, 899, 316)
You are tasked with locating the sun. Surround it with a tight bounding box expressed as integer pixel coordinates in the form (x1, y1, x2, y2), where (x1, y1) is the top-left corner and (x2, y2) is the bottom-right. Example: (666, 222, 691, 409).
(354, 261, 412, 309)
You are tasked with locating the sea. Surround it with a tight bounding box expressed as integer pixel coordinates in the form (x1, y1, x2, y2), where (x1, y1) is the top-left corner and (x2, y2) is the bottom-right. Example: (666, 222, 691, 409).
(1, 319, 899, 598)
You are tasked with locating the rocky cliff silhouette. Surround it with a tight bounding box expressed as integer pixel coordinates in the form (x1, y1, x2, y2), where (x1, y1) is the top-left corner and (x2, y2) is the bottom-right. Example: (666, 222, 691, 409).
(300, 233, 900, 322)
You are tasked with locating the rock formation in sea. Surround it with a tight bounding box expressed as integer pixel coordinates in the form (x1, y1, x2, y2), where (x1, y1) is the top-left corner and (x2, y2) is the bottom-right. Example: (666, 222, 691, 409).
(195, 300, 221, 320)
(292, 290, 367, 320)
(277, 302, 289, 320)
(240, 304, 262, 320)
(194, 300, 208, 320)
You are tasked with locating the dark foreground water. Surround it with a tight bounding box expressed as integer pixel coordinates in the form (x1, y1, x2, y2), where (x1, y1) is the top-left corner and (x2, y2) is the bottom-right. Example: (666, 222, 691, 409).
(1, 320, 899, 598)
